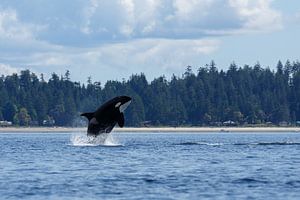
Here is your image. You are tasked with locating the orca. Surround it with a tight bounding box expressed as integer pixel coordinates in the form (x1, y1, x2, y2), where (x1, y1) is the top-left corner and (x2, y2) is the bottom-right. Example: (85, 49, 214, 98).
(81, 96, 131, 137)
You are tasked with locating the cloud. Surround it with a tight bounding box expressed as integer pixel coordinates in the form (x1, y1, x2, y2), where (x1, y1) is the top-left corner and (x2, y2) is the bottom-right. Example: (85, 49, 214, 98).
(0, 7, 57, 54)
(228, 0, 282, 33)
(0, 0, 283, 46)
(0, 8, 35, 40)
(0, 0, 284, 83)
(75, 0, 283, 44)
(2, 38, 220, 82)
(0, 9, 42, 41)
(0, 63, 19, 75)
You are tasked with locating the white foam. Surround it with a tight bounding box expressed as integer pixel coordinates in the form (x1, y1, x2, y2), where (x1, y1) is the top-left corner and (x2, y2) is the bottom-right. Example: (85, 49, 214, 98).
(200, 142, 224, 146)
(70, 132, 122, 147)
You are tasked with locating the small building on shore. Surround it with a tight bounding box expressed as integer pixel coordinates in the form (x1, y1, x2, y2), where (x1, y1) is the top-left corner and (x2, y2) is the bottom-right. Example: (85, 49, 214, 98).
(223, 120, 237, 126)
(42, 119, 55, 126)
(279, 121, 288, 127)
(0, 121, 13, 127)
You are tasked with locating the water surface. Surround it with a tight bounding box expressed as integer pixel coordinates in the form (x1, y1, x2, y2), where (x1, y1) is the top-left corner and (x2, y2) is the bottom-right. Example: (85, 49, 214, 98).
(1, 132, 300, 199)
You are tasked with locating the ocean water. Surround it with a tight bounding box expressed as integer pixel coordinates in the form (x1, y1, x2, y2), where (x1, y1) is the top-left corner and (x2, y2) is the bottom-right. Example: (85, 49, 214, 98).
(1, 132, 300, 200)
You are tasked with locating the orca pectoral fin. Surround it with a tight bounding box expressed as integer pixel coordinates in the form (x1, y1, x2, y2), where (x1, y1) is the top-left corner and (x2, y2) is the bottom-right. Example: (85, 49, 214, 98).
(117, 113, 125, 128)
(80, 112, 94, 121)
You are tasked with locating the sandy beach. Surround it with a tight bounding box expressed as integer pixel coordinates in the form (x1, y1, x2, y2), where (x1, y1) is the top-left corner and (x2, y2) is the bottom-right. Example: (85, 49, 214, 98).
(0, 126, 300, 133)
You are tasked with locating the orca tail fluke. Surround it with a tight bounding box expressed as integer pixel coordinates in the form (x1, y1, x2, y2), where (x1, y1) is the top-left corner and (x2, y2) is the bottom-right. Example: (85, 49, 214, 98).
(80, 112, 94, 121)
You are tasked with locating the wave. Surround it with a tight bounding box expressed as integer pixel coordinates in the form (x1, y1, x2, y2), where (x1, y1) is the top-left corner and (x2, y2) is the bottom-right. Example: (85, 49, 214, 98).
(70, 133, 122, 147)
(234, 142, 300, 146)
(256, 142, 300, 145)
(233, 178, 269, 184)
(175, 141, 300, 146)
(286, 180, 300, 186)
(175, 142, 224, 146)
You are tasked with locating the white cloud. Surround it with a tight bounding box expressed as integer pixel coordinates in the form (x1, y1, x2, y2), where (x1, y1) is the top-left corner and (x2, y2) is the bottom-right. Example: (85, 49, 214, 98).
(0, 7, 48, 44)
(0, 0, 280, 46)
(0, 0, 283, 49)
(81, 0, 100, 34)
(173, 0, 213, 20)
(0, 63, 19, 75)
(0, 8, 34, 40)
(2, 38, 220, 82)
(78, 0, 282, 40)
(0, 0, 284, 83)
(229, 0, 282, 33)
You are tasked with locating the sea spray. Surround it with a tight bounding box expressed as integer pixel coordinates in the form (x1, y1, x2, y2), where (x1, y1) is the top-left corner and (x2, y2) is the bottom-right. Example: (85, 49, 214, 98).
(70, 132, 122, 146)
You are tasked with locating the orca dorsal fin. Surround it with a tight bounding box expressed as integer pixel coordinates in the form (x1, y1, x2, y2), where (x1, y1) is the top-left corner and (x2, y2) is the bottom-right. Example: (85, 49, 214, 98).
(80, 112, 94, 121)
(117, 113, 125, 127)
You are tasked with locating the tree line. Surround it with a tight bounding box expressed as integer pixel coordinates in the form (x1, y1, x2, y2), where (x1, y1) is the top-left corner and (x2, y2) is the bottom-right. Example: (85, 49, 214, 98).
(0, 60, 300, 127)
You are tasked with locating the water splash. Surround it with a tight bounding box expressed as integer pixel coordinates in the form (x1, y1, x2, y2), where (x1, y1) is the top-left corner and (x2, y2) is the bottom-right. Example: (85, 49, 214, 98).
(70, 132, 122, 147)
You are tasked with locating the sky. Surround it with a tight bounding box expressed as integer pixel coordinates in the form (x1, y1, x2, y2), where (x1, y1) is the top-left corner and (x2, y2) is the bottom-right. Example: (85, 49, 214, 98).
(0, 0, 299, 83)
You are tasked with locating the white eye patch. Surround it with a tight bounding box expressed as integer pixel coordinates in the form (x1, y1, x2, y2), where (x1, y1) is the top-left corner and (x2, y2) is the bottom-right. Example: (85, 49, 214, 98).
(120, 100, 131, 112)
(115, 102, 121, 108)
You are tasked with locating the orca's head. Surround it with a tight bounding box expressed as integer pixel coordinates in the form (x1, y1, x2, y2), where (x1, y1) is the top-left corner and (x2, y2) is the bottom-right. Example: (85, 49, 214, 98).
(114, 96, 132, 113)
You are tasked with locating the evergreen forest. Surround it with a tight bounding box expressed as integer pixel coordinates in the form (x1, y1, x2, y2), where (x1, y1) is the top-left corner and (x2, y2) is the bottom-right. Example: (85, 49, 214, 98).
(0, 60, 300, 127)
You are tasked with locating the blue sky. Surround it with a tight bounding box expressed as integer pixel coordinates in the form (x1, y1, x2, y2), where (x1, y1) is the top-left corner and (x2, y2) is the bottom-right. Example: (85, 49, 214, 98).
(0, 0, 299, 83)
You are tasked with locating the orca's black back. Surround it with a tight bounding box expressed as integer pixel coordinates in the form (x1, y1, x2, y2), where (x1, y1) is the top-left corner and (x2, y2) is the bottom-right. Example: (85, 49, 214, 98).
(82, 96, 131, 136)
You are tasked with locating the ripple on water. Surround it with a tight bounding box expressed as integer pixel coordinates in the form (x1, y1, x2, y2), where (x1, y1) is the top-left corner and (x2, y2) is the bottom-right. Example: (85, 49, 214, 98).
(1, 132, 300, 199)
(233, 178, 270, 184)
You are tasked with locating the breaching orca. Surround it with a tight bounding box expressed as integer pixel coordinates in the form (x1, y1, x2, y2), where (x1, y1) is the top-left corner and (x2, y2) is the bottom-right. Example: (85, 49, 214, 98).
(81, 96, 131, 137)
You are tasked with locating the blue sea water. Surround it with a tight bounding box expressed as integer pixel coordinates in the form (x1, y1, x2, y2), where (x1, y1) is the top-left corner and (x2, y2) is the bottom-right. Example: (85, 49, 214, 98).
(1, 132, 300, 200)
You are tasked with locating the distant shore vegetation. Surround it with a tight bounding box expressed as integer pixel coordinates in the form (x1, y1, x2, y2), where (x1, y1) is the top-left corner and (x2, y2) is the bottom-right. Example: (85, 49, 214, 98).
(0, 60, 300, 127)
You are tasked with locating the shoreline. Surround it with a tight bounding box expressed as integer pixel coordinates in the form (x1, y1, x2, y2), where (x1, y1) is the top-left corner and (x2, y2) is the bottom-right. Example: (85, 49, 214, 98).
(0, 127, 300, 133)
